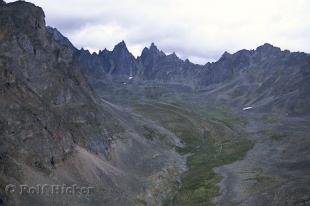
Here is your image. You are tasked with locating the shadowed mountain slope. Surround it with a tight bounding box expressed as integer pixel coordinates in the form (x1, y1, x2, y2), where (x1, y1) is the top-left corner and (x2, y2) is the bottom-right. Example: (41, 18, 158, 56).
(0, 2, 186, 205)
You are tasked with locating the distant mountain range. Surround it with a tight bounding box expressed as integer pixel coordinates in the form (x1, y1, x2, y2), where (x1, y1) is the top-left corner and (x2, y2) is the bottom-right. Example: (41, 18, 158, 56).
(44, 15, 310, 115)
(73, 33, 310, 115)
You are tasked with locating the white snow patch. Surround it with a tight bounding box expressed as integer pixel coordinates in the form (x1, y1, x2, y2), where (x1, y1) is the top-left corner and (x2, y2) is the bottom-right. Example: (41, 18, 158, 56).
(128, 76, 133, 80)
(242, 106, 253, 111)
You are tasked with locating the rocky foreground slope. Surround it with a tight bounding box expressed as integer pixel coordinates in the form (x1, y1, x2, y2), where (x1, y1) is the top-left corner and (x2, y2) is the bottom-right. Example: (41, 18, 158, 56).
(0, 1, 309, 206)
(0, 1, 187, 205)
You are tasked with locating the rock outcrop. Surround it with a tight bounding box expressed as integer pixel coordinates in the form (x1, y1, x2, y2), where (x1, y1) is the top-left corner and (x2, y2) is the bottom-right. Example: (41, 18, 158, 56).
(0, 2, 186, 205)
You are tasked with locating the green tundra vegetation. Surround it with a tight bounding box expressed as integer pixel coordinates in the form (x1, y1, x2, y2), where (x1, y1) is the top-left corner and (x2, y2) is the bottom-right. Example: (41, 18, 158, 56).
(134, 99, 253, 206)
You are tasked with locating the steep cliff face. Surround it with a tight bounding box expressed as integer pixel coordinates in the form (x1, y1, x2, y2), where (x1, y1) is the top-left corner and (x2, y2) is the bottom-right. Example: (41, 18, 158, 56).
(0, 0, 109, 169)
(108, 41, 139, 76)
(1, 0, 72, 166)
(0, 2, 186, 205)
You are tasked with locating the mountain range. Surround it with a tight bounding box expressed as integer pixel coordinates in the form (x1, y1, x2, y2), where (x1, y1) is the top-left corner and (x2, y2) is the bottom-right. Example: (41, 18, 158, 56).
(0, 1, 309, 206)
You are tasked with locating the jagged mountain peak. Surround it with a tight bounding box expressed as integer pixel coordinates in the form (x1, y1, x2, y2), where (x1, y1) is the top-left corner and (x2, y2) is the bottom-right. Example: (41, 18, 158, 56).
(5, 0, 42, 11)
(80, 47, 91, 53)
(258, 42, 276, 49)
(219, 51, 232, 60)
(149, 42, 159, 52)
(255, 43, 281, 54)
(47, 26, 76, 50)
(1, 0, 45, 34)
(215, 43, 286, 65)
(141, 42, 166, 58)
(98, 48, 110, 55)
(167, 52, 180, 60)
(222, 51, 231, 56)
(140, 43, 164, 66)
(113, 40, 129, 53)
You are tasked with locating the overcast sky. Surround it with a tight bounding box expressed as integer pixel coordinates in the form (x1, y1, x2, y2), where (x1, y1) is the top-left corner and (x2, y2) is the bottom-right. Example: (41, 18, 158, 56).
(7, 0, 310, 64)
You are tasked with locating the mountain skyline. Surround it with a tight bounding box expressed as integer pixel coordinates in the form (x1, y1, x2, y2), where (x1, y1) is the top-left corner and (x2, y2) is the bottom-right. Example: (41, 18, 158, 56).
(5, 0, 310, 64)
(53, 29, 307, 66)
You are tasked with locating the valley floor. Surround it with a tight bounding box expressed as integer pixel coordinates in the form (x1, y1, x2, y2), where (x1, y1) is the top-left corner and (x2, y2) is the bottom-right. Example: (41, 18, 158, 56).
(215, 112, 310, 206)
(100, 83, 310, 206)
(133, 101, 252, 206)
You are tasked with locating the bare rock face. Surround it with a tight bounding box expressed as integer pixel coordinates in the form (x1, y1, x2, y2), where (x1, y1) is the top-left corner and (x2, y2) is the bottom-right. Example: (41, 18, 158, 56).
(46, 26, 76, 51)
(139, 43, 166, 79)
(0, 2, 186, 206)
(0, 0, 106, 189)
(109, 41, 138, 76)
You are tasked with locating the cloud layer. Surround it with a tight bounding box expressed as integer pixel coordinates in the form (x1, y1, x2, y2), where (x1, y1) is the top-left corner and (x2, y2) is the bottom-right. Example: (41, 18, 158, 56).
(7, 0, 310, 64)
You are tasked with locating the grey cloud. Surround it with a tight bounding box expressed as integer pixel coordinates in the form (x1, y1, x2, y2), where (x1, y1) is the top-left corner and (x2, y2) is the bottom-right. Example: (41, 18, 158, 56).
(7, 0, 310, 64)
(47, 17, 95, 33)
